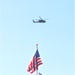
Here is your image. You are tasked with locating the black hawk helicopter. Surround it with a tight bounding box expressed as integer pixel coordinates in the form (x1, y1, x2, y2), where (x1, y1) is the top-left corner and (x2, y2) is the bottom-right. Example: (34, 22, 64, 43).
(33, 16, 48, 23)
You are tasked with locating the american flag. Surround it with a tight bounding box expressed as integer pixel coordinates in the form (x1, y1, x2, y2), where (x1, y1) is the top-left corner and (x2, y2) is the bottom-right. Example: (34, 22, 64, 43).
(27, 49, 43, 74)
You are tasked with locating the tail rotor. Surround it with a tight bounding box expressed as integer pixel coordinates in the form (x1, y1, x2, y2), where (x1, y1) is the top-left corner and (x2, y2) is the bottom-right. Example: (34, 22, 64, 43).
(33, 20, 35, 23)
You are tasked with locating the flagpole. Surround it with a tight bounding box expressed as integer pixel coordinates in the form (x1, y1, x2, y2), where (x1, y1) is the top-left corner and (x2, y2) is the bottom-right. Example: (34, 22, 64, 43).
(36, 70, 38, 75)
(36, 44, 38, 50)
(36, 44, 38, 75)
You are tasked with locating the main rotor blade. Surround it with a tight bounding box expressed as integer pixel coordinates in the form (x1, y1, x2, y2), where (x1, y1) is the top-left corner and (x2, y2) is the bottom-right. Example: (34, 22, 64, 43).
(45, 19, 49, 20)
(39, 16, 42, 19)
(35, 19, 39, 20)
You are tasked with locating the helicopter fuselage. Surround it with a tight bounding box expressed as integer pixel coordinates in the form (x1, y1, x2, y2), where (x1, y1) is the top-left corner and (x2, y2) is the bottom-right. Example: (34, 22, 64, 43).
(33, 16, 47, 23)
(33, 20, 46, 23)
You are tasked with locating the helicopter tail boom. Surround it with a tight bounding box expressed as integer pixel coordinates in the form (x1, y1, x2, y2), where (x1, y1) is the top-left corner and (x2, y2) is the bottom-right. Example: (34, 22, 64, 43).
(33, 20, 36, 23)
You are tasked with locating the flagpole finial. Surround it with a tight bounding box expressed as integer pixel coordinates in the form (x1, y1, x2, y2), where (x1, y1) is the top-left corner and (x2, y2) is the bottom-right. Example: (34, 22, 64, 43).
(36, 44, 38, 47)
(36, 44, 38, 50)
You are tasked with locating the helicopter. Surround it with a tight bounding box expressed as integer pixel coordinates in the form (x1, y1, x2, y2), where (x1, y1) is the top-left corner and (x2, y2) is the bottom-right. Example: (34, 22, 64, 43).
(33, 16, 48, 23)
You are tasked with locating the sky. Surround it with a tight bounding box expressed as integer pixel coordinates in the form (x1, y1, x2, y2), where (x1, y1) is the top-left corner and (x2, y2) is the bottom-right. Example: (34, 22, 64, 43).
(0, 0, 74, 75)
